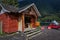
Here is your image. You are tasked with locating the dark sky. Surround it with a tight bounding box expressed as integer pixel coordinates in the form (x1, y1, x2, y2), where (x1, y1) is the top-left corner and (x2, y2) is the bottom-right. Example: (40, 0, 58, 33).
(18, 0, 60, 15)
(18, 0, 60, 11)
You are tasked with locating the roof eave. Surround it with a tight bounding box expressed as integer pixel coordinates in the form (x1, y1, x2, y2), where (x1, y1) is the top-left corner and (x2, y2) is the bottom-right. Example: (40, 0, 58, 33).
(18, 3, 41, 16)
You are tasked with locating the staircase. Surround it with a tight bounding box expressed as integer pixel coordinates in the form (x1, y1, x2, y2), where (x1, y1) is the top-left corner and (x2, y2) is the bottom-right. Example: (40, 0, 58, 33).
(24, 29, 42, 40)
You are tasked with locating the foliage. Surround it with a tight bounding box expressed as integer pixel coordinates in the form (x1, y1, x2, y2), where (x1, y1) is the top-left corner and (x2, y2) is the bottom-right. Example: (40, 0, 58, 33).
(41, 15, 60, 22)
(1, 0, 19, 7)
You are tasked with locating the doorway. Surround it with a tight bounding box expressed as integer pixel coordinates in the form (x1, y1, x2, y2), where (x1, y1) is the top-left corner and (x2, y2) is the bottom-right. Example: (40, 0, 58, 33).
(25, 16, 31, 28)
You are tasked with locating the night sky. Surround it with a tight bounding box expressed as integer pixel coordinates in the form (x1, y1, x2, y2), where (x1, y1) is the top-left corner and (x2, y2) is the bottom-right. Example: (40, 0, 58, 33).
(18, 0, 60, 16)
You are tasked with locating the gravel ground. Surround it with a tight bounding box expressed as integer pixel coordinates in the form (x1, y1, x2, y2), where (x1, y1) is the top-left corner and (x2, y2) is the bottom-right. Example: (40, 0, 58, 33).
(0, 32, 27, 40)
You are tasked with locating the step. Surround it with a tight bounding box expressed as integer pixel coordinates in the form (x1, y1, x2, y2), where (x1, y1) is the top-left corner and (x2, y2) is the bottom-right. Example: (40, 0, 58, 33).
(24, 29, 36, 33)
(27, 30, 42, 40)
(24, 29, 39, 35)
(27, 30, 41, 37)
(28, 32, 43, 39)
(24, 29, 42, 40)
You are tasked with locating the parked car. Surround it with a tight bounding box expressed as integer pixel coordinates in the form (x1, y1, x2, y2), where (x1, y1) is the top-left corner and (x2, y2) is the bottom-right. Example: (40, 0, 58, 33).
(48, 23, 60, 29)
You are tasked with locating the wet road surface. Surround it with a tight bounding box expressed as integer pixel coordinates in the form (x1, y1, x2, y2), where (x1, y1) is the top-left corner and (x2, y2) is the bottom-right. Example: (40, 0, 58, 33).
(30, 26, 60, 40)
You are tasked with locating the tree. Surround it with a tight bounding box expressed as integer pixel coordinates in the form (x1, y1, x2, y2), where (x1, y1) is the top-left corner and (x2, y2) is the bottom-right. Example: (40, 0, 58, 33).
(1, 0, 19, 7)
(41, 15, 60, 22)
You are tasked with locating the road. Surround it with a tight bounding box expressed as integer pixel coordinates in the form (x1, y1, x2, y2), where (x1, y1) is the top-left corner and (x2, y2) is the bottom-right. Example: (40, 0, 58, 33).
(30, 26, 60, 40)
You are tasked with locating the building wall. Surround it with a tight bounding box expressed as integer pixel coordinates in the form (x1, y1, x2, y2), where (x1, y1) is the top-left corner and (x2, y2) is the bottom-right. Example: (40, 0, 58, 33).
(0, 13, 18, 33)
(0, 13, 9, 33)
(8, 15, 18, 33)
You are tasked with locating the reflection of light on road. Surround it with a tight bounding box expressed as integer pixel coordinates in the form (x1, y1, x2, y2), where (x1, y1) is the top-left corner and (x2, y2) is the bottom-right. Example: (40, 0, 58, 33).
(41, 26, 45, 30)
(48, 27, 51, 30)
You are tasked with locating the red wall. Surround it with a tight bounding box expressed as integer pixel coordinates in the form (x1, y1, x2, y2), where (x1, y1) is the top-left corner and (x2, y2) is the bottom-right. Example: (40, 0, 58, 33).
(0, 13, 18, 33)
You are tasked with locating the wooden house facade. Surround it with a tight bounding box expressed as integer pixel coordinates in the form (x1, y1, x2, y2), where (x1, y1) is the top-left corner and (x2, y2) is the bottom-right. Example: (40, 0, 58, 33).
(0, 3, 41, 33)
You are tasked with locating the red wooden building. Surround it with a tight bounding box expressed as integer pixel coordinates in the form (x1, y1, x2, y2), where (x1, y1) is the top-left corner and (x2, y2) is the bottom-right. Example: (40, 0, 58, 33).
(0, 3, 41, 33)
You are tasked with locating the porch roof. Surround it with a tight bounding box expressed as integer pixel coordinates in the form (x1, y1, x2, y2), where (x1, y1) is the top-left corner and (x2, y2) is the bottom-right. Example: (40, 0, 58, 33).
(18, 3, 41, 16)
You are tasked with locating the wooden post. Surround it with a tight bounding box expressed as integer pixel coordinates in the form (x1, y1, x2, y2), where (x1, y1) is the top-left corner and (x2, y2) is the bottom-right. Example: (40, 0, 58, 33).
(0, 21, 3, 34)
(22, 14, 25, 32)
